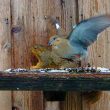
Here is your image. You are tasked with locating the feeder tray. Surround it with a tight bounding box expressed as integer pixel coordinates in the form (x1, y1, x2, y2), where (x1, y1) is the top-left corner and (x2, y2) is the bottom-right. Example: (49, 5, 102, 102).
(1, 68, 110, 101)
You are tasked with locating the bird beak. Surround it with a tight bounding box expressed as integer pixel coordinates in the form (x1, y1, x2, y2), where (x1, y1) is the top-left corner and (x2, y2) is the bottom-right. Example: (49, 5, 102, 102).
(48, 41, 52, 46)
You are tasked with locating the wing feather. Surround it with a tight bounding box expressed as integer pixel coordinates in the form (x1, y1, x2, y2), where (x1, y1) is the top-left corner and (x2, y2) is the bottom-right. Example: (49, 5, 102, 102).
(69, 15, 110, 47)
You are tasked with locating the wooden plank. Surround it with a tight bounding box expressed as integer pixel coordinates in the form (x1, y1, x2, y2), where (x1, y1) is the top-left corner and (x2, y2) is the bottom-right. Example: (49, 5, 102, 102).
(0, 72, 109, 91)
(60, 92, 82, 110)
(0, 0, 12, 110)
(45, 102, 60, 110)
(78, 0, 110, 109)
(12, 91, 43, 110)
(10, 0, 44, 110)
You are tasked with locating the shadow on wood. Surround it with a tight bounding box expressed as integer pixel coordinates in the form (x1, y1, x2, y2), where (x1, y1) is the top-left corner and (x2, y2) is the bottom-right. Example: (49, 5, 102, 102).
(44, 91, 66, 101)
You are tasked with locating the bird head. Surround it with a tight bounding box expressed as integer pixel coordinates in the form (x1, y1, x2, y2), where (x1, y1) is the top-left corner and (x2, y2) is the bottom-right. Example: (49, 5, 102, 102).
(48, 35, 68, 47)
(48, 35, 69, 48)
(48, 35, 59, 46)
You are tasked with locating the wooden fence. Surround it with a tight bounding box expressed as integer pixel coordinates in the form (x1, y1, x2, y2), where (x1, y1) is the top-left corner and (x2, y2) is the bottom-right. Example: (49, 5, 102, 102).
(0, 0, 110, 110)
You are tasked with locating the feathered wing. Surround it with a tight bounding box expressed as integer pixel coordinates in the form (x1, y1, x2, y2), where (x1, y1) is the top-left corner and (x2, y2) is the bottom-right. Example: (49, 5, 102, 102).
(47, 16, 67, 38)
(69, 15, 110, 48)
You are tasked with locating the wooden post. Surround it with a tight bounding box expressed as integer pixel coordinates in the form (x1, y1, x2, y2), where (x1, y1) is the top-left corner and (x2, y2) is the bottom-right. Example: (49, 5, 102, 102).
(0, 0, 12, 110)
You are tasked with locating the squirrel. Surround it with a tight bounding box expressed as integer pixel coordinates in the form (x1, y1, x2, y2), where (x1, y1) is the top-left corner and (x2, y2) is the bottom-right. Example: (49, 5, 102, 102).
(30, 44, 79, 69)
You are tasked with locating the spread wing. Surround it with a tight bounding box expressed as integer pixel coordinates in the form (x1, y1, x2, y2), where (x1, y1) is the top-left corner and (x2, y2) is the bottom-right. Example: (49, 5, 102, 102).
(47, 16, 67, 38)
(69, 15, 110, 48)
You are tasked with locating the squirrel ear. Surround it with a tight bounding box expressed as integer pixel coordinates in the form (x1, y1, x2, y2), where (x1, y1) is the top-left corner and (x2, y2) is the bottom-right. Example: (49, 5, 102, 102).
(45, 16, 67, 38)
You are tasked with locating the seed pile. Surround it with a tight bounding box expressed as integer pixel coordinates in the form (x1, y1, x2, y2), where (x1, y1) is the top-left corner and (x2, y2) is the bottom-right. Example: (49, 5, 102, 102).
(4, 67, 110, 74)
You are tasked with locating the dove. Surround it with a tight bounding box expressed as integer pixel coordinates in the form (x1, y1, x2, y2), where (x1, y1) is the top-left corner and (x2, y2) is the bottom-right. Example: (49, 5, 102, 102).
(48, 15, 110, 62)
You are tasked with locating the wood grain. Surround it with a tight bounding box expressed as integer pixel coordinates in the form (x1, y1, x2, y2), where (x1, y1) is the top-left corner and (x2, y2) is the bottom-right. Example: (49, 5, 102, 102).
(61, 92, 82, 110)
(10, 0, 43, 110)
(78, 0, 110, 109)
(0, 0, 12, 110)
(45, 102, 60, 110)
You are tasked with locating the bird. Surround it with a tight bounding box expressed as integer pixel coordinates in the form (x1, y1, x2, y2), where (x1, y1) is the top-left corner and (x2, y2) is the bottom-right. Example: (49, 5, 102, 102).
(48, 15, 110, 64)
(48, 15, 110, 103)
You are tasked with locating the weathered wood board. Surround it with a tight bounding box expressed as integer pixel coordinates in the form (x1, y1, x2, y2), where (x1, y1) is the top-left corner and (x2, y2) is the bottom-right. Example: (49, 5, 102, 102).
(0, 0, 12, 110)
(0, 72, 109, 91)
